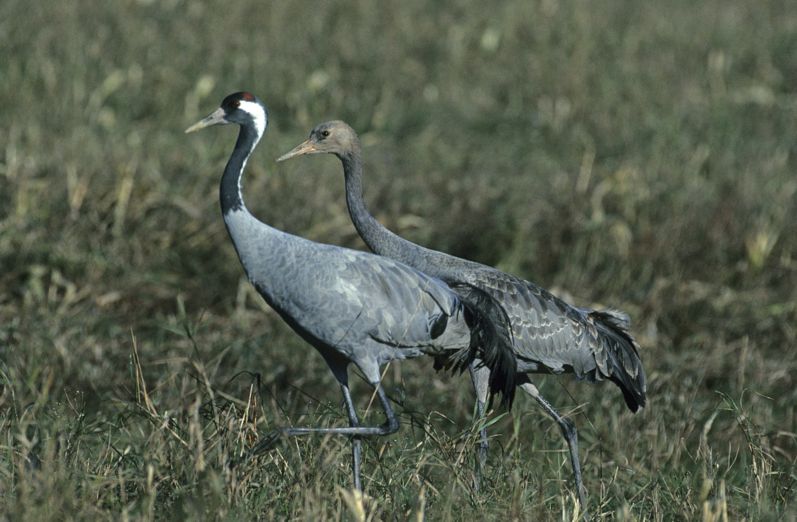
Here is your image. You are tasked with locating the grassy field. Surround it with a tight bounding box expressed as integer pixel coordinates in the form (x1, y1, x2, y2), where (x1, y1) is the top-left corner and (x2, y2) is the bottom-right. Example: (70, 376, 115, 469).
(1, 0, 796, 519)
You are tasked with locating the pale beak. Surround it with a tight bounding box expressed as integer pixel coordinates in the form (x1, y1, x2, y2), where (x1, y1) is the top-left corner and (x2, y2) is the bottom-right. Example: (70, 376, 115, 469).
(185, 108, 227, 133)
(276, 140, 320, 162)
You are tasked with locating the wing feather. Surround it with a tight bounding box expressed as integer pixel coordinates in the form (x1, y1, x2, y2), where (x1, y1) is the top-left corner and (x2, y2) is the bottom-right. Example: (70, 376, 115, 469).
(459, 267, 646, 410)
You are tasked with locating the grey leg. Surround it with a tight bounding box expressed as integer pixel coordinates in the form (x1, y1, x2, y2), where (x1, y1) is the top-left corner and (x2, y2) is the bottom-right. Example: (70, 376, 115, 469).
(520, 382, 588, 516)
(469, 362, 490, 490)
(249, 381, 399, 455)
(340, 383, 362, 491)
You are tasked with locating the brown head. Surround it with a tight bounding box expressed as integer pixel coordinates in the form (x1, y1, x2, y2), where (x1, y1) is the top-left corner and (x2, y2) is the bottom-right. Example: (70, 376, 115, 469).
(277, 121, 360, 162)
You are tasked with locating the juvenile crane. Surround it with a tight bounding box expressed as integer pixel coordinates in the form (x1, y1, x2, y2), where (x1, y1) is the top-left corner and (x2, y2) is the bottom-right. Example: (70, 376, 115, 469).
(185, 95, 513, 491)
(278, 121, 647, 510)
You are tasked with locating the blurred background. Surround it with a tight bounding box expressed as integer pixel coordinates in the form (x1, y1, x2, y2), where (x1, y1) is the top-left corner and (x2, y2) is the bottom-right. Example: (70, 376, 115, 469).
(1, 0, 795, 519)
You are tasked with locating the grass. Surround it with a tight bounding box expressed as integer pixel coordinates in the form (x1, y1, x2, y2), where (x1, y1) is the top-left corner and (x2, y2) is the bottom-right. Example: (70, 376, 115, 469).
(1, 0, 796, 519)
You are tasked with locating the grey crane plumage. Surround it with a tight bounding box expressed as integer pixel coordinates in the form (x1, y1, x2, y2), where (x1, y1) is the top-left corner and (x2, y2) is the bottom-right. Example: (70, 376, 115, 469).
(185, 94, 513, 491)
(278, 121, 647, 512)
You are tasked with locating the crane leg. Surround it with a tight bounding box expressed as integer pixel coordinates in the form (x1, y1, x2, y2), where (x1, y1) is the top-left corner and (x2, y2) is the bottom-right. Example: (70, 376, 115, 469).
(469, 362, 491, 491)
(339, 382, 362, 491)
(520, 382, 588, 516)
(247, 382, 400, 461)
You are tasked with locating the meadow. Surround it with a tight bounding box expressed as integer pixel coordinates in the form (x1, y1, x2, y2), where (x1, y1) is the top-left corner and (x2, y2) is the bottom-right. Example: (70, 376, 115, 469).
(1, 0, 795, 519)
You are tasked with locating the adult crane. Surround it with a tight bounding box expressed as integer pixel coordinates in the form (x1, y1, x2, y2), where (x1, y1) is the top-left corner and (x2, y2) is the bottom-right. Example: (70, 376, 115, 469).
(185, 95, 513, 491)
(278, 121, 647, 511)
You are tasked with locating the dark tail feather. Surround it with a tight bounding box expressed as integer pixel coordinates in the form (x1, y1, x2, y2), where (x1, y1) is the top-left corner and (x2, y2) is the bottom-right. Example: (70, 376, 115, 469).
(450, 283, 517, 409)
(590, 309, 647, 412)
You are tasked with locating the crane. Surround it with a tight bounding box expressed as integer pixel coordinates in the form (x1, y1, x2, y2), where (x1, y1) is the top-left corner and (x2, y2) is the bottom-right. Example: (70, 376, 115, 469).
(184, 94, 515, 491)
(278, 120, 647, 512)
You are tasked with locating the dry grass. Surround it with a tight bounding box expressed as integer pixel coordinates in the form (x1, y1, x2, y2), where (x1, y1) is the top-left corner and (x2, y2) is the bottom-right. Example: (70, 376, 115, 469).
(1, 0, 796, 519)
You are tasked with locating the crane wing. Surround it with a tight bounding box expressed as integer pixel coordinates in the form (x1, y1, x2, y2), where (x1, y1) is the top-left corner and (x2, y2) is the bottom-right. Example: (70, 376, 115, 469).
(465, 268, 645, 410)
(336, 255, 518, 405)
(334, 252, 472, 351)
(460, 269, 584, 371)
(266, 243, 470, 353)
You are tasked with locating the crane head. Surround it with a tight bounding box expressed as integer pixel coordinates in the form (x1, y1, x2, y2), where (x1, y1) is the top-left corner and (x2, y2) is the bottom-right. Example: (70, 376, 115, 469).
(277, 121, 359, 162)
(185, 92, 267, 135)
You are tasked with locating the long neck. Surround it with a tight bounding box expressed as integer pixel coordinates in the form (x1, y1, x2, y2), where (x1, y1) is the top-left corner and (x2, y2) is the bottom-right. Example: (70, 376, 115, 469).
(341, 150, 443, 274)
(219, 120, 290, 294)
(221, 124, 260, 215)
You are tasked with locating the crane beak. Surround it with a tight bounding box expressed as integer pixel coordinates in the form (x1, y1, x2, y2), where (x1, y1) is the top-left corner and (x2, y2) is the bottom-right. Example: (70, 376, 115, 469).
(276, 140, 319, 162)
(185, 108, 227, 133)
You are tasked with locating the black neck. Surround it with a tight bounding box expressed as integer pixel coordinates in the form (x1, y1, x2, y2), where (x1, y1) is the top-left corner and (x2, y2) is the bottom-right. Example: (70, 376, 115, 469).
(221, 124, 260, 215)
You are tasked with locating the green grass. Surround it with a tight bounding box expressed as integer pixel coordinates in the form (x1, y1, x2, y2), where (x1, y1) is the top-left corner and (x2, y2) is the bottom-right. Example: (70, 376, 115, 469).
(1, 0, 796, 519)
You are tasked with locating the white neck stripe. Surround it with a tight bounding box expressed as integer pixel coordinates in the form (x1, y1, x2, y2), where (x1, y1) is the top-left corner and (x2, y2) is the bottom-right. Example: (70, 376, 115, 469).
(238, 100, 267, 137)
